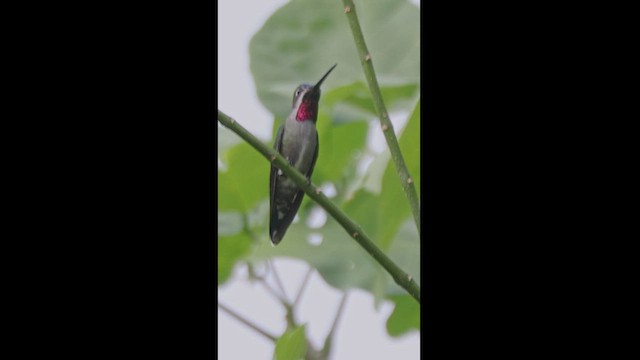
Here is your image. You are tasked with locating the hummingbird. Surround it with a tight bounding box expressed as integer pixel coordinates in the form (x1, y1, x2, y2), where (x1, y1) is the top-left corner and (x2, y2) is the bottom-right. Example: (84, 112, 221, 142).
(269, 64, 337, 245)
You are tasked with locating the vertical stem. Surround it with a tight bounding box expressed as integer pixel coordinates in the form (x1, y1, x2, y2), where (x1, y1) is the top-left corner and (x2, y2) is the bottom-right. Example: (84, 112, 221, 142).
(341, 0, 421, 234)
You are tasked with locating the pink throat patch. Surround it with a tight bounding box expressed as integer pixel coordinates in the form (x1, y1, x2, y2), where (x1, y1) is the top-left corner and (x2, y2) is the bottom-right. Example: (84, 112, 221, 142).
(296, 101, 317, 122)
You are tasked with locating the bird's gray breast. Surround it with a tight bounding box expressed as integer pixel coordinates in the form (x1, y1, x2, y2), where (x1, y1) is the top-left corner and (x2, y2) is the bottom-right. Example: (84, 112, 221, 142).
(281, 119, 317, 175)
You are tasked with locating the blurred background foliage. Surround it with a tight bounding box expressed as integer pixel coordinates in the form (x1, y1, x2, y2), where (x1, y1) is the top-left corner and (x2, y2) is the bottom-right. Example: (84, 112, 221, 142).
(218, 0, 420, 340)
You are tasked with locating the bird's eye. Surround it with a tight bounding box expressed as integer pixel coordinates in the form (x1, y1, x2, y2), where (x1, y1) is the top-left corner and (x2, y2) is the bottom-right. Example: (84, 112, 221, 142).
(295, 89, 301, 97)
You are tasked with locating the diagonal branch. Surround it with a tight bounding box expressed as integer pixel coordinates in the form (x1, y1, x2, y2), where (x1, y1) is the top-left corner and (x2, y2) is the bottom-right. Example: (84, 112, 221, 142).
(268, 260, 290, 303)
(293, 267, 314, 308)
(341, 0, 421, 235)
(218, 110, 420, 303)
(218, 302, 278, 342)
(320, 292, 349, 359)
(265, 260, 298, 328)
(259, 277, 290, 306)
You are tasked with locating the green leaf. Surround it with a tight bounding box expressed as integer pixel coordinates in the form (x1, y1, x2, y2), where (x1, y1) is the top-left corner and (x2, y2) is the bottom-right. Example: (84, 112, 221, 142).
(275, 325, 308, 360)
(342, 190, 381, 247)
(248, 218, 384, 294)
(323, 82, 373, 116)
(323, 83, 419, 124)
(386, 219, 421, 293)
(342, 165, 408, 252)
(313, 117, 368, 185)
(249, 215, 420, 303)
(398, 100, 420, 196)
(218, 230, 252, 285)
(218, 142, 270, 212)
(362, 150, 391, 195)
(218, 124, 242, 154)
(351, 99, 420, 250)
(386, 294, 420, 337)
(250, 0, 420, 120)
(374, 100, 420, 249)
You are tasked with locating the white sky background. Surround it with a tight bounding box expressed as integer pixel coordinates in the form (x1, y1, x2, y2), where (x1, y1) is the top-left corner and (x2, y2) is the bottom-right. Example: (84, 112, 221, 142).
(218, 1, 420, 359)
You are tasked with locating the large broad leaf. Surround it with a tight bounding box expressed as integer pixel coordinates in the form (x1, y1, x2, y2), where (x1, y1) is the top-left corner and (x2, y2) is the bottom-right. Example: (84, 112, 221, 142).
(324, 82, 419, 124)
(250, 0, 420, 120)
(249, 217, 384, 293)
(345, 99, 421, 251)
(218, 231, 252, 285)
(386, 219, 421, 292)
(384, 219, 420, 336)
(398, 99, 421, 197)
(376, 99, 420, 248)
(218, 142, 269, 212)
(218, 140, 270, 285)
(386, 294, 420, 337)
(218, 211, 253, 285)
(275, 325, 308, 360)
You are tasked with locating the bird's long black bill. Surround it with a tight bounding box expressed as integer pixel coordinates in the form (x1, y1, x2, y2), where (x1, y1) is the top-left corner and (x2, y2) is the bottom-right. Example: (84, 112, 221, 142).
(313, 63, 337, 90)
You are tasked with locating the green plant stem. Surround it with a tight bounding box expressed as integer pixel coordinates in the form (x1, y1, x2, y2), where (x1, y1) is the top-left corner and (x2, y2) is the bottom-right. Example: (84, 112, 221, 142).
(341, 0, 421, 235)
(218, 110, 420, 303)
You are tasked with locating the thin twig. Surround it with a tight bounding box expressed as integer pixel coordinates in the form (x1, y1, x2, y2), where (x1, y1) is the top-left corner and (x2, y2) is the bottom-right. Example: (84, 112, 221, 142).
(255, 264, 298, 328)
(268, 260, 289, 302)
(321, 293, 349, 358)
(293, 267, 314, 308)
(330, 293, 349, 335)
(218, 302, 278, 342)
(266, 260, 298, 328)
(258, 277, 289, 305)
(217, 110, 420, 303)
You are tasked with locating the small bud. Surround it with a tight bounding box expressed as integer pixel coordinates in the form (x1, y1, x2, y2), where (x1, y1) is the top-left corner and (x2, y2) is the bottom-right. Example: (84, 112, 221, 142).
(407, 275, 413, 282)
(344, 6, 351, 13)
(352, 232, 359, 238)
(315, 187, 322, 195)
(270, 155, 277, 162)
(382, 124, 389, 131)
(407, 177, 413, 184)
(364, 53, 371, 61)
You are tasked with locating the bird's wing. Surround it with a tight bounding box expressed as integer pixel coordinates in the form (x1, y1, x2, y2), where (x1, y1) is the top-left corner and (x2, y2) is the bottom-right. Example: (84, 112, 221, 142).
(270, 125, 285, 241)
(270, 125, 284, 218)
